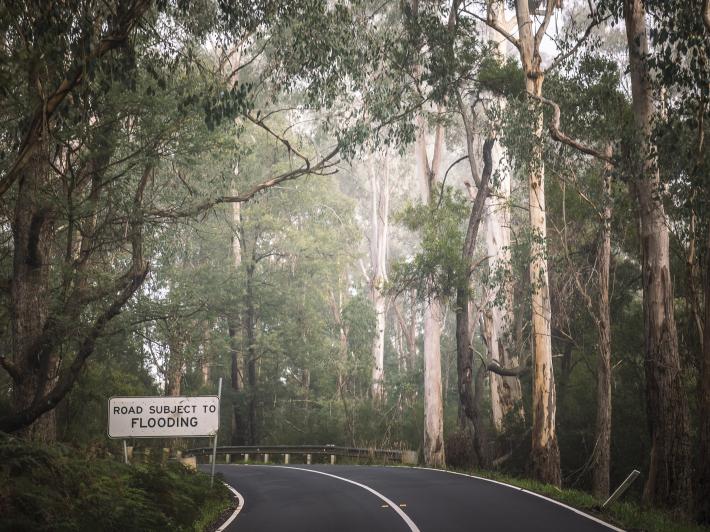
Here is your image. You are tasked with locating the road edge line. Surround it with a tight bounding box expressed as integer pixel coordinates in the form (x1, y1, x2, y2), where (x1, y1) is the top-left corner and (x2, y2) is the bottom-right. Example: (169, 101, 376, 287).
(268, 465, 420, 532)
(402, 466, 624, 532)
(216, 481, 245, 532)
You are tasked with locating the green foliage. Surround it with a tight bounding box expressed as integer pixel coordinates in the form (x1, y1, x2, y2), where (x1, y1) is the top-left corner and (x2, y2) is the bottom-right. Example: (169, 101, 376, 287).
(0, 432, 231, 531)
(390, 187, 470, 301)
(477, 57, 525, 99)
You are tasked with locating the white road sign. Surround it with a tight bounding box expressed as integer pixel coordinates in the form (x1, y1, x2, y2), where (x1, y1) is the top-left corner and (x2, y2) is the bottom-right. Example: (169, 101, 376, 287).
(108, 396, 220, 438)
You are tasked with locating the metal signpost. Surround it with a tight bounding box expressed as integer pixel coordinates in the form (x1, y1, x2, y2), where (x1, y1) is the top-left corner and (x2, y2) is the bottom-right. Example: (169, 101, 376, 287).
(210, 378, 223, 487)
(109, 378, 223, 485)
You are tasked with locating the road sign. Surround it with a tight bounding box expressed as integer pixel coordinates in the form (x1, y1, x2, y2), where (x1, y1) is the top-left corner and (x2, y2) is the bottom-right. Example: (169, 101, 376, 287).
(108, 396, 220, 438)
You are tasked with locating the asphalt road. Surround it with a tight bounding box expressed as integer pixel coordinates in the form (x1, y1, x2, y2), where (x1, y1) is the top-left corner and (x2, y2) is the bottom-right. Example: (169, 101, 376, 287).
(207, 464, 622, 532)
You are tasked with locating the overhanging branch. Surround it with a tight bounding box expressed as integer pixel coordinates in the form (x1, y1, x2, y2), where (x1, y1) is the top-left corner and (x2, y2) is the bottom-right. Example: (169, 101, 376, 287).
(479, 352, 532, 377)
(531, 94, 614, 164)
(149, 145, 340, 219)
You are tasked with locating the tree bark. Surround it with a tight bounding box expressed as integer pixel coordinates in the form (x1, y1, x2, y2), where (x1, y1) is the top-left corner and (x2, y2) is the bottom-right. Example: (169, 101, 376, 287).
(455, 138, 494, 468)
(697, 228, 710, 524)
(228, 198, 247, 444)
(483, 137, 524, 433)
(416, 111, 446, 467)
(592, 152, 613, 500)
(244, 261, 258, 445)
(623, 0, 692, 511)
(10, 149, 56, 442)
(511, 0, 561, 485)
(369, 156, 390, 402)
(1, 164, 150, 435)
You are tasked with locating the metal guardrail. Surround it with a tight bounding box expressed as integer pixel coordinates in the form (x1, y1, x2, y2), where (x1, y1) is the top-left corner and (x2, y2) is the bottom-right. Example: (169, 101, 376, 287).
(185, 444, 413, 464)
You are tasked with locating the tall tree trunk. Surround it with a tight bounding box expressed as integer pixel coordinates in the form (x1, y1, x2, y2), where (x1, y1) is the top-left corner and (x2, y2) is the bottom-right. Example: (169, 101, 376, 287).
(244, 262, 258, 445)
(483, 138, 524, 433)
(456, 138, 495, 467)
(369, 156, 390, 402)
(526, 86, 560, 487)
(481, 11, 524, 434)
(11, 149, 56, 442)
(508, 0, 561, 485)
(697, 228, 710, 524)
(222, 45, 248, 445)
(592, 152, 613, 500)
(423, 298, 445, 466)
(409, 0, 446, 467)
(330, 286, 356, 445)
(416, 112, 446, 468)
(623, 0, 692, 511)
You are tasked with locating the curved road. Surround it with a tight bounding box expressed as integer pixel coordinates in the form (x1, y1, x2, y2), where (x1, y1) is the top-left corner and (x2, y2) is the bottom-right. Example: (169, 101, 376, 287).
(206, 464, 622, 532)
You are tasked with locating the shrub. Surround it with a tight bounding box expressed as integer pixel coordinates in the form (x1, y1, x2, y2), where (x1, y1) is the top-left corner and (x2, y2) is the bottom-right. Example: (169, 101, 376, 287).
(0, 432, 230, 532)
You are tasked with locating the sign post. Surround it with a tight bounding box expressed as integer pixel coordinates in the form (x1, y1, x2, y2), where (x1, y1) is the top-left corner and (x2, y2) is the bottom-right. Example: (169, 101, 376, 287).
(210, 377, 223, 487)
(109, 393, 221, 478)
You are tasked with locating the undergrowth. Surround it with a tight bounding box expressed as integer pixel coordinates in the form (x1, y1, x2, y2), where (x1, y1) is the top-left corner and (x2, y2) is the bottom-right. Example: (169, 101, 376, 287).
(0, 432, 232, 532)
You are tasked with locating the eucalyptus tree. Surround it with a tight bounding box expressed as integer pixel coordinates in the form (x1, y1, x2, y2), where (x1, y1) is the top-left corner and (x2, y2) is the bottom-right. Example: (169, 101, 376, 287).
(472, 0, 587, 485)
(535, 51, 630, 499)
(0, 0, 340, 440)
(642, 0, 709, 518)
(527, 0, 703, 508)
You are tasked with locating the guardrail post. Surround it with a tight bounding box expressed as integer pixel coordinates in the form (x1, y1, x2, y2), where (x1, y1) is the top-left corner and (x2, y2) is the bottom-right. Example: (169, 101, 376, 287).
(285, 453, 290, 464)
(264, 453, 269, 464)
(330, 454, 336, 465)
(208, 454, 213, 464)
(307, 453, 312, 464)
(225, 454, 230, 464)
(244, 453, 249, 462)
(603, 470, 641, 508)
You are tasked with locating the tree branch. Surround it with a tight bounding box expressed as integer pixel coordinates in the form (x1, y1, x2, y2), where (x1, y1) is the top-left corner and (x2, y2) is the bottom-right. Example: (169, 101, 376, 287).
(456, 88, 481, 187)
(533, 0, 557, 52)
(464, 4, 520, 51)
(546, 13, 610, 73)
(0, 163, 152, 433)
(148, 145, 340, 219)
(0, 356, 21, 383)
(479, 352, 532, 376)
(0, 0, 151, 198)
(531, 94, 614, 164)
(463, 138, 495, 260)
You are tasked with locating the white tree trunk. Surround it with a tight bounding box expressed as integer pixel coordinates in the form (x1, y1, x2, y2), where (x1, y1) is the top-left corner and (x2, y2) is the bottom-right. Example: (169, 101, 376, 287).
(483, 147, 523, 431)
(416, 113, 446, 467)
(480, 6, 524, 433)
(369, 156, 390, 401)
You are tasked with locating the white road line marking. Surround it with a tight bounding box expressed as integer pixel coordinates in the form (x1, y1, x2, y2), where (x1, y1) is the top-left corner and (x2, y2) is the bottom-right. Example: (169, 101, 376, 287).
(402, 466, 624, 532)
(216, 481, 245, 532)
(267, 465, 420, 532)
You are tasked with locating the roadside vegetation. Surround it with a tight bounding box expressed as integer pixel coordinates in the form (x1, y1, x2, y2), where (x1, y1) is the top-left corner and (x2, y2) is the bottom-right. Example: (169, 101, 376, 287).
(0, 0, 708, 527)
(438, 466, 710, 532)
(0, 433, 232, 532)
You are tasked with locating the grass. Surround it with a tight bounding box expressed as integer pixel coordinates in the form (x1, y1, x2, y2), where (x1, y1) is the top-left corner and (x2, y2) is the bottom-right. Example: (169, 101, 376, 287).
(446, 468, 709, 532)
(0, 432, 232, 532)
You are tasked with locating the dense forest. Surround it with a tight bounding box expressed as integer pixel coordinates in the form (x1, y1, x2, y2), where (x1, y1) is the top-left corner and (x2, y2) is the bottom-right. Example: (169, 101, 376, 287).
(0, 0, 708, 526)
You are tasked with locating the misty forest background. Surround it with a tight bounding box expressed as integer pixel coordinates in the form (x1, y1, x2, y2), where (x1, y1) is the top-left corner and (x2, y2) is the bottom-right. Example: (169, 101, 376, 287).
(0, 0, 709, 525)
